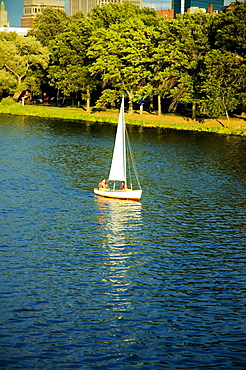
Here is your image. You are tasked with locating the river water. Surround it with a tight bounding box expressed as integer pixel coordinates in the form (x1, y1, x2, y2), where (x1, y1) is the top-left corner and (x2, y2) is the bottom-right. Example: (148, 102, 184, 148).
(0, 115, 246, 369)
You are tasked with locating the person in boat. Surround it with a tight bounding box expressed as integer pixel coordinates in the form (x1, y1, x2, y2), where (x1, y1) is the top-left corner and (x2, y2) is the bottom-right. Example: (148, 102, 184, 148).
(98, 178, 108, 190)
(120, 181, 125, 190)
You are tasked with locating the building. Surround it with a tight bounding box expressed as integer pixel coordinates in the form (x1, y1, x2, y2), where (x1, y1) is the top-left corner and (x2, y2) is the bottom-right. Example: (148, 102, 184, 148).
(70, 0, 97, 16)
(0, 26, 30, 36)
(221, 1, 240, 12)
(21, 0, 65, 28)
(172, 0, 224, 16)
(156, 9, 174, 20)
(0, 0, 29, 34)
(69, 0, 142, 17)
(69, 0, 81, 14)
(0, 1, 10, 27)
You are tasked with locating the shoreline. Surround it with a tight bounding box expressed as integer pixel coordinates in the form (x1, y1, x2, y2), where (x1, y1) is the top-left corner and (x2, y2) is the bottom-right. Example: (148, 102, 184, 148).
(1, 103, 246, 136)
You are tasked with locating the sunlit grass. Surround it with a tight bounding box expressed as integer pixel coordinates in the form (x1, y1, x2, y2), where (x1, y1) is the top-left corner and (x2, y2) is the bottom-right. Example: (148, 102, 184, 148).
(0, 99, 245, 136)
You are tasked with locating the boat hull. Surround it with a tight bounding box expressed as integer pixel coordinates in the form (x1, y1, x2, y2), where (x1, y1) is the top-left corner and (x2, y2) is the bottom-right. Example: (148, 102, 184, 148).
(94, 188, 142, 201)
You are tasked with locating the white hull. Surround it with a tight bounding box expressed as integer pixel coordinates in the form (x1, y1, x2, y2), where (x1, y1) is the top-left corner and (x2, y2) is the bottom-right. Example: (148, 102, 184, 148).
(94, 188, 142, 201)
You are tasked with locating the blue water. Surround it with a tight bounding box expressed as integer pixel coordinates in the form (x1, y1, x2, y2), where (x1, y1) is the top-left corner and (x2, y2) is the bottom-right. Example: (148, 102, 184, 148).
(0, 115, 246, 369)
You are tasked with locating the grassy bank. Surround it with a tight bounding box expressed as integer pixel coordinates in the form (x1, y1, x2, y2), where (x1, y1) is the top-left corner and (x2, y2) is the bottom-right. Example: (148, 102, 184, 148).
(1, 99, 246, 136)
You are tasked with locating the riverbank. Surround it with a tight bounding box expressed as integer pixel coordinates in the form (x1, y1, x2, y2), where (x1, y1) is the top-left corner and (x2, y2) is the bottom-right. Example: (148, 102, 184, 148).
(1, 100, 246, 135)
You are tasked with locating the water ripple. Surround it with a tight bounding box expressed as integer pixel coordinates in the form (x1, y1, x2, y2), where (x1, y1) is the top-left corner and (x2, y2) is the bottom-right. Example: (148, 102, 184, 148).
(0, 117, 246, 369)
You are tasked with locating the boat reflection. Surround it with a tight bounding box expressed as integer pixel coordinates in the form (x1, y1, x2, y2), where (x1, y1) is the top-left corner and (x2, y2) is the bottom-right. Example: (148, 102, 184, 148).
(96, 196, 142, 248)
(95, 197, 143, 312)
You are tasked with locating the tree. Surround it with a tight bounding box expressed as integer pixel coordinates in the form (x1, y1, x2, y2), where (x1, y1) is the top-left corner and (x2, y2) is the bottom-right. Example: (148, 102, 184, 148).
(150, 13, 212, 117)
(209, 1, 246, 58)
(0, 69, 16, 96)
(0, 35, 49, 97)
(199, 50, 245, 126)
(88, 17, 154, 113)
(88, 1, 141, 28)
(139, 7, 159, 27)
(150, 17, 177, 115)
(48, 17, 95, 111)
(170, 13, 211, 119)
(0, 31, 18, 42)
(208, 1, 246, 116)
(30, 7, 70, 47)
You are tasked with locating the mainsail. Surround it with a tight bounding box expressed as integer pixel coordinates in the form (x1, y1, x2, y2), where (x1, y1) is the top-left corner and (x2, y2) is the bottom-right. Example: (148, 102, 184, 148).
(108, 97, 126, 182)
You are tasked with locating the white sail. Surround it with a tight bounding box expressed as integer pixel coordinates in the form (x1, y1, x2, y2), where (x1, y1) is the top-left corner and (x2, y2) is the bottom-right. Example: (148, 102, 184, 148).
(108, 97, 126, 182)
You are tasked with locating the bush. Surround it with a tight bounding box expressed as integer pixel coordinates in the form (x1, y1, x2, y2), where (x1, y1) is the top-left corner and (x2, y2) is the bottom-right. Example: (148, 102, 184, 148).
(0, 97, 18, 106)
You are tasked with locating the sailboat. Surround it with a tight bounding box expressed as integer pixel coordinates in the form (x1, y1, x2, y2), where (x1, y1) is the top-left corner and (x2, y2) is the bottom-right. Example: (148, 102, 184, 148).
(94, 97, 142, 201)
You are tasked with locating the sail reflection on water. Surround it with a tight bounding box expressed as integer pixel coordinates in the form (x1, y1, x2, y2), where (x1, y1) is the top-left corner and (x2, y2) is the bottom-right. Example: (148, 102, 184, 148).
(96, 197, 143, 311)
(96, 197, 143, 249)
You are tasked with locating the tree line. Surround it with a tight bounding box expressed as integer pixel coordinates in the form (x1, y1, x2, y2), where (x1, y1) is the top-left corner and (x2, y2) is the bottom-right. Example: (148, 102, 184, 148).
(0, 1, 245, 120)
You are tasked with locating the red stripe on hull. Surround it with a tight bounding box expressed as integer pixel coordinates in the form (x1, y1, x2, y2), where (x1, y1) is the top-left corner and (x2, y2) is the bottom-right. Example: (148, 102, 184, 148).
(94, 193, 141, 202)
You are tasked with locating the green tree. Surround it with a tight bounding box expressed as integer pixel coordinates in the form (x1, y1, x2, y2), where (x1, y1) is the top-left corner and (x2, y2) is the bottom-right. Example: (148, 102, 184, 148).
(150, 17, 176, 115)
(199, 50, 245, 126)
(70, 11, 85, 21)
(0, 35, 49, 97)
(0, 69, 16, 96)
(30, 7, 70, 47)
(166, 13, 211, 118)
(88, 17, 154, 113)
(153, 13, 212, 118)
(139, 7, 159, 27)
(0, 31, 18, 41)
(88, 2, 157, 29)
(207, 1, 246, 116)
(209, 1, 246, 58)
(48, 17, 95, 111)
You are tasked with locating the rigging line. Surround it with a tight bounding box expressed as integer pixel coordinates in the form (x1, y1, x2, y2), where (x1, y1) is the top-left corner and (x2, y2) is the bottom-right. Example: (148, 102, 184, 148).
(126, 128, 142, 189)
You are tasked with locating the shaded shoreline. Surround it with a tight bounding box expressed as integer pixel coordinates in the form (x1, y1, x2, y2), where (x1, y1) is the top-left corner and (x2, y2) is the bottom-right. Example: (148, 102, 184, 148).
(1, 103, 246, 136)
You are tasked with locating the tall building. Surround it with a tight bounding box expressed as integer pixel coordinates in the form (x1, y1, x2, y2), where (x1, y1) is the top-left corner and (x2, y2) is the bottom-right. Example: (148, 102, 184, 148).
(69, 0, 142, 17)
(69, 0, 80, 14)
(21, 0, 65, 28)
(70, 0, 97, 15)
(0, 1, 10, 27)
(172, 0, 224, 16)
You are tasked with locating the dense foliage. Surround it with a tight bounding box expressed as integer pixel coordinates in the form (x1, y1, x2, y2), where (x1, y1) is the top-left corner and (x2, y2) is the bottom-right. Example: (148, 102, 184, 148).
(0, 1, 245, 119)
(0, 32, 49, 97)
